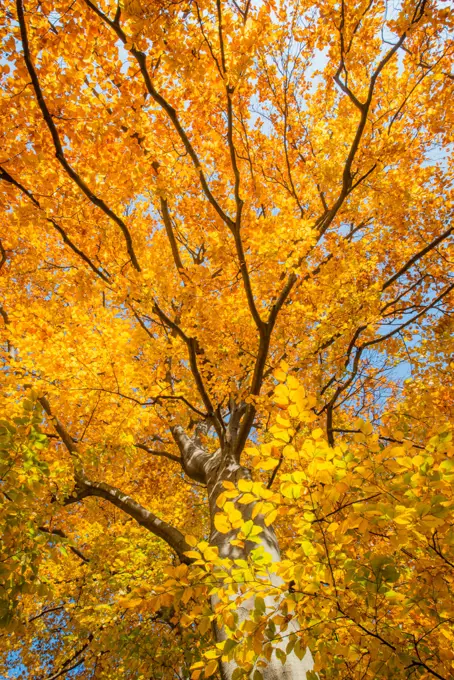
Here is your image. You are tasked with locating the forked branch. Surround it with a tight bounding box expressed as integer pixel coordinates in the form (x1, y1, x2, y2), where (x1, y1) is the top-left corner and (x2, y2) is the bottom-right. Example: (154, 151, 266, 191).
(0, 166, 110, 282)
(16, 0, 141, 272)
(38, 396, 192, 561)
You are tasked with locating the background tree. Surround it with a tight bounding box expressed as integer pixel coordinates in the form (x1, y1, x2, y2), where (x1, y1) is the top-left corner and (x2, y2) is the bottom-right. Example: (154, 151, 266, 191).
(0, 0, 453, 677)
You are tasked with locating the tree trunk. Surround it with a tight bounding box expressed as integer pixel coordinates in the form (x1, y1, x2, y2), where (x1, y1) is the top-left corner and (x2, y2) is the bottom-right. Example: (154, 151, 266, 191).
(206, 456, 314, 679)
(171, 425, 315, 679)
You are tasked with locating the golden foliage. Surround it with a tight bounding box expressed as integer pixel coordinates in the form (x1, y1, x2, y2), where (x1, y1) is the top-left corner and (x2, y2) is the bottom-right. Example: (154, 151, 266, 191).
(0, 0, 453, 676)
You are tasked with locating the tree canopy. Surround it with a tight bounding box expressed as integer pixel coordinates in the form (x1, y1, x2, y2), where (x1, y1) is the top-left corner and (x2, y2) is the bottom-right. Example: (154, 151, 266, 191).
(0, 0, 453, 677)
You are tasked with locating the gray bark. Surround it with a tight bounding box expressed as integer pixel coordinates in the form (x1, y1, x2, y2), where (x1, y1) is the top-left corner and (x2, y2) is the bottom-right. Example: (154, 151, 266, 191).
(171, 423, 315, 680)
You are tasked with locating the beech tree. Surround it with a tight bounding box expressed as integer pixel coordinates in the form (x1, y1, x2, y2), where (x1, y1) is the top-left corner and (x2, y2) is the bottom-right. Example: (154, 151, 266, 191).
(0, 0, 453, 677)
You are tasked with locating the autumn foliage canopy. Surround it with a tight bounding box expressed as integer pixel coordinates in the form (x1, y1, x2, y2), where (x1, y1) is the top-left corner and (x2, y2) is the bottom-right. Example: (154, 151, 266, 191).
(0, 0, 453, 677)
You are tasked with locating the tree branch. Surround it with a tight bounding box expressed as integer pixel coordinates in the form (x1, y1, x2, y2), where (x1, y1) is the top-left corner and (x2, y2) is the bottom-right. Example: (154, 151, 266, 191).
(170, 425, 212, 484)
(45, 634, 93, 680)
(159, 196, 186, 276)
(362, 283, 454, 349)
(318, 1, 427, 236)
(382, 224, 453, 291)
(134, 442, 182, 464)
(16, 0, 141, 272)
(152, 302, 223, 437)
(38, 396, 192, 562)
(0, 166, 110, 282)
(233, 229, 265, 331)
(38, 526, 90, 563)
(82, 0, 234, 230)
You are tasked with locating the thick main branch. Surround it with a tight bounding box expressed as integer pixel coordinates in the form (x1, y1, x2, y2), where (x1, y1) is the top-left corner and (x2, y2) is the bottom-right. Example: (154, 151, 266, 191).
(38, 396, 191, 561)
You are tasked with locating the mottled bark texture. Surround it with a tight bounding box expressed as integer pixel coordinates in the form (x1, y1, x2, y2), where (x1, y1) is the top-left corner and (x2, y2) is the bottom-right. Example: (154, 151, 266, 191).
(171, 422, 315, 680)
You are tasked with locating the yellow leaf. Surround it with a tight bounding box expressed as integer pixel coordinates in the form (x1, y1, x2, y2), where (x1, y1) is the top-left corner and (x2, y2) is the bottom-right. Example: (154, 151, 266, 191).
(180, 613, 193, 627)
(224, 502, 243, 525)
(185, 535, 198, 547)
(290, 386, 306, 408)
(199, 616, 212, 635)
(238, 479, 253, 492)
(203, 546, 218, 561)
(398, 456, 413, 469)
(184, 550, 201, 560)
(317, 469, 332, 484)
(275, 384, 289, 398)
(264, 508, 278, 526)
(216, 492, 227, 508)
(273, 430, 290, 443)
(261, 458, 280, 470)
(238, 493, 256, 504)
(288, 404, 300, 418)
(117, 597, 143, 609)
(280, 482, 301, 499)
(191, 662, 205, 670)
(360, 420, 373, 436)
(300, 540, 315, 556)
(287, 375, 299, 389)
(205, 650, 219, 660)
(273, 368, 287, 382)
(214, 514, 232, 533)
(204, 659, 218, 677)
(223, 611, 235, 628)
(181, 587, 193, 604)
(283, 444, 298, 460)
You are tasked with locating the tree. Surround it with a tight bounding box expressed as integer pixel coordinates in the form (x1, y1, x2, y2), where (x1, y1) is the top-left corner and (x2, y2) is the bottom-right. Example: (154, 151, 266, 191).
(0, 0, 453, 676)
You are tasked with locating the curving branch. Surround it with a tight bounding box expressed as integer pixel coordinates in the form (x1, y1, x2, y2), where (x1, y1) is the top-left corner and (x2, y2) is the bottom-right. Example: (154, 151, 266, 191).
(362, 282, 454, 350)
(69, 477, 192, 561)
(320, 0, 428, 237)
(38, 395, 192, 562)
(38, 526, 90, 564)
(0, 239, 6, 270)
(320, 280, 454, 443)
(233, 229, 265, 331)
(134, 442, 182, 464)
(82, 384, 208, 419)
(83, 0, 234, 231)
(45, 635, 92, 680)
(171, 424, 212, 484)
(151, 302, 224, 439)
(218, 0, 244, 228)
(0, 305, 8, 326)
(382, 224, 453, 291)
(0, 166, 110, 282)
(160, 196, 186, 276)
(16, 0, 141, 272)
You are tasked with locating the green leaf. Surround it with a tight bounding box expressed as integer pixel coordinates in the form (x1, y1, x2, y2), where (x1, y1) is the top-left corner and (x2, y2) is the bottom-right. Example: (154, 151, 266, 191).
(255, 596, 266, 616)
(276, 648, 286, 665)
(294, 640, 306, 660)
(382, 565, 399, 583)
